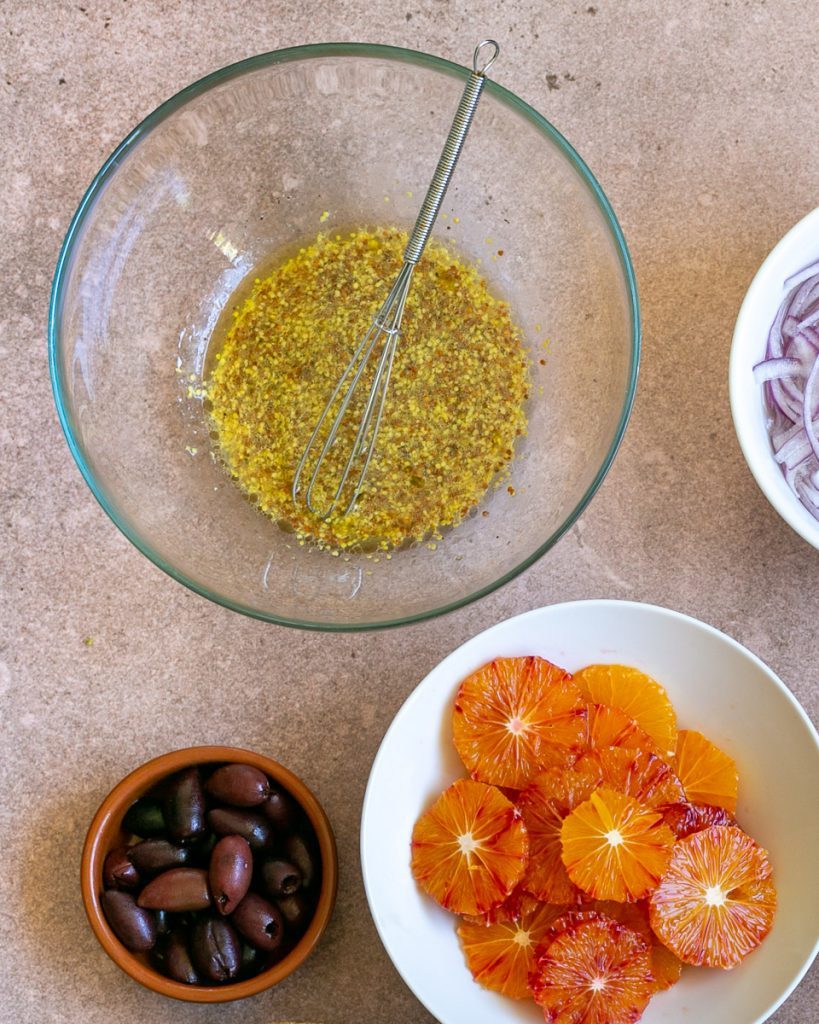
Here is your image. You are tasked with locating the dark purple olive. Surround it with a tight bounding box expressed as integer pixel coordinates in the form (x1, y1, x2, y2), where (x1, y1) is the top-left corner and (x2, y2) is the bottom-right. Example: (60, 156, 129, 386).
(137, 868, 211, 912)
(101, 890, 157, 951)
(230, 892, 283, 952)
(260, 787, 296, 831)
(275, 891, 312, 932)
(103, 847, 141, 890)
(261, 858, 301, 898)
(164, 767, 206, 841)
(127, 838, 191, 874)
(207, 808, 271, 850)
(205, 764, 270, 807)
(209, 835, 252, 915)
(154, 909, 172, 936)
(284, 834, 318, 889)
(163, 931, 201, 985)
(191, 916, 241, 982)
(122, 798, 166, 838)
(239, 941, 266, 978)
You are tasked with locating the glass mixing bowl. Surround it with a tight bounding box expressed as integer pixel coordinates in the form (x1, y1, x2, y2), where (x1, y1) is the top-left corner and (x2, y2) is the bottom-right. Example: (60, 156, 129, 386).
(49, 43, 639, 630)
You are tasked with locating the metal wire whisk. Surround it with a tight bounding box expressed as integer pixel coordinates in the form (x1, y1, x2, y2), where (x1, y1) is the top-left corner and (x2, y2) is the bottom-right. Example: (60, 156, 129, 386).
(292, 39, 500, 519)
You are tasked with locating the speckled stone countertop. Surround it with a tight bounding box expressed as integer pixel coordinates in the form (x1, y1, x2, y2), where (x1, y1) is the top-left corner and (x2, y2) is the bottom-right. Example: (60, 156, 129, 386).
(1, 1, 817, 1022)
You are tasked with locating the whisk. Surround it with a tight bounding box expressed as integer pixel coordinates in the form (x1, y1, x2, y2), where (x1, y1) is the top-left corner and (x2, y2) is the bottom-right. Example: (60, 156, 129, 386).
(292, 39, 500, 519)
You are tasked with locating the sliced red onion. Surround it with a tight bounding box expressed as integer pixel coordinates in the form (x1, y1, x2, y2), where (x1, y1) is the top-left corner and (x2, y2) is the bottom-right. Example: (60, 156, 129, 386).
(753, 357, 803, 384)
(759, 261, 819, 521)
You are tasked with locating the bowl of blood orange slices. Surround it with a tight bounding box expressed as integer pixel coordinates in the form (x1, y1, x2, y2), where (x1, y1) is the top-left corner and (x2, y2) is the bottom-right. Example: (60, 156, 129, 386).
(361, 601, 819, 1024)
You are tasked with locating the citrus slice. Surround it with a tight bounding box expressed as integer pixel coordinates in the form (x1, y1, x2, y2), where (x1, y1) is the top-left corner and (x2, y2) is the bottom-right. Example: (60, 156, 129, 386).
(517, 763, 601, 904)
(649, 825, 776, 969)
(452, 657, 586, 788)
(577, 747, 686, 808)
(530, 913, 654, 1023)
(661, 801, 735, 839)
(457, 895, 566, 998)
(584, 703, 661, 756)
(411, 779, 529, 916)
(673, 730, 739, 813)
(560, 788, 675, 902)
(573, 664, 677, 756)
(589, 901, 683, 991)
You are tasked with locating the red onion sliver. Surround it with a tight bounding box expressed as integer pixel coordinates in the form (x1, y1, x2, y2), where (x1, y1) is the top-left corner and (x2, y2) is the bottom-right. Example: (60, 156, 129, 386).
(802, 354, 819, 461)
(753, 357, 804, 384)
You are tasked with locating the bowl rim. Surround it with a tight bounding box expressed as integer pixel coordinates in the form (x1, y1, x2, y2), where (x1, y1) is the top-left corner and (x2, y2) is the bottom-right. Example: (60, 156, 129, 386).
(80, 744, 338, 1003)
(48, 41, 641, 631)
(359, 598, 819, 1024)
(729, 204, 819, 550)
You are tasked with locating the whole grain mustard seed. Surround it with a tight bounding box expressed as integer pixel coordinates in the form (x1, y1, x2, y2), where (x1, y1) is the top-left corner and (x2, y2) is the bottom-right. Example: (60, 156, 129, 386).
(205, 227, 529, 551)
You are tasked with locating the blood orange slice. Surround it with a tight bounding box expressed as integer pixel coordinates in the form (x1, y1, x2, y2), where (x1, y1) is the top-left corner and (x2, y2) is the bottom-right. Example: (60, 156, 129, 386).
(530, 913, 654, 1023)
(577, 747, 686, 808)
(411, 779, 528, 917)
(589, 901, 683, 991)
(573, 664, 677, 757)
(584, 703, 661, 756)
(649, 825, 776, 969)
(517, 763, 601, 904)
(560, 788, 675, 902)
(673, 730, 739, 814)
(457, 896, 566, 998)
(452, 657, 586, 789)
(661, 801, 735, 839)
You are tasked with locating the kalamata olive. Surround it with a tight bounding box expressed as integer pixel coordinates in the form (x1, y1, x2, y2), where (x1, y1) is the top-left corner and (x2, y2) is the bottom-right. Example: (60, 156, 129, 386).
(230, 892, 283, 952)
(103, 847, 141, 890)
(260, 787, 296, 831)
(191, 916, 241, 982)
(137, 868, 211, 912)
(101, 890, 157, 951)
(154, 909, 172, 936)
(205, 764, 270, 807)
(284, 834, 317, 889)
(207, 808, 271, 850)
(163, 931, 201, 985)
(261, 858, 301, 898)
(276, 891, 312, 931)
(239, 942, 266, 978)
(209, 835, 252, 915)
(164, 767, 206, 842)
(127, 838, 191, 874)
(122, 797, 166, 838)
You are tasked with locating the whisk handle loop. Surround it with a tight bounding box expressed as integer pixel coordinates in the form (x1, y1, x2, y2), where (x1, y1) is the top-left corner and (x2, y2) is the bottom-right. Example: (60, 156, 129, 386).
(403, 40, 499, 266)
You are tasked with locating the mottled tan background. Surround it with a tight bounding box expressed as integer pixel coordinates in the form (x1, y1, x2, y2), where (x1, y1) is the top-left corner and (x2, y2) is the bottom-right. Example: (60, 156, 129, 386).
(1, 1, 817, 1022)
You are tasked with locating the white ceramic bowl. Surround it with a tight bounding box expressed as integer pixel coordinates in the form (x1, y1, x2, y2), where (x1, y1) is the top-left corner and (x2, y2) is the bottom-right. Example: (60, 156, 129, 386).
(361, 600, 819, 1024)
(730, 205, 819, 549)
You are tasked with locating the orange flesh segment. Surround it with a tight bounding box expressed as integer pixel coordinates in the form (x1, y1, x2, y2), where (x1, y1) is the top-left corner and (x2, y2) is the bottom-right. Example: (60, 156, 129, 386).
(590, 901, 683, 991)
(411, 779, 529, 917)
(457, 896, 566, 999)
(453, 657, 586, 789)
(530, 915, 654, 1024)
(585, 703, 661, 756)
(517, 764, 601, 904)
(649, 825, 776, 969)
(577, 746, 686, 808)
(560, 788, 675, 902)
(674, 729, 739, 814)
(661, 801, 735, 839)
(573, 664, 678, 757)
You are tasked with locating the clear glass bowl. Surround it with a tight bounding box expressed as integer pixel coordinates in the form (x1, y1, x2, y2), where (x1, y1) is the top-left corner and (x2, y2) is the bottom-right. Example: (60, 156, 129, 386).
(49, 43, 639, 630)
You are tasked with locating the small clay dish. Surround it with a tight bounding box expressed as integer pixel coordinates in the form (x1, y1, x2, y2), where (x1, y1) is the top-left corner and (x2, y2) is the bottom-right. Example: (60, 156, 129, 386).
(81, 745, 338, 1002)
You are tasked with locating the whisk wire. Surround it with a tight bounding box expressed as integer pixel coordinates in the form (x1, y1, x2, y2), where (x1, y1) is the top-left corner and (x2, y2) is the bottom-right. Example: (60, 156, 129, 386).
(292, 40, 499, 522)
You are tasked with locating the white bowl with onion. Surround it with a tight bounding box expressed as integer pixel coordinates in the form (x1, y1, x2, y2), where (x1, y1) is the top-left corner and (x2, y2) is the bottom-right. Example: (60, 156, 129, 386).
(730, 206, 819, 549)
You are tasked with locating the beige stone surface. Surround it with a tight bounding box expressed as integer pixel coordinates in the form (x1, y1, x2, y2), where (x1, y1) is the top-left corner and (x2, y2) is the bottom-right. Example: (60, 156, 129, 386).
(1, 0, 817, 1021)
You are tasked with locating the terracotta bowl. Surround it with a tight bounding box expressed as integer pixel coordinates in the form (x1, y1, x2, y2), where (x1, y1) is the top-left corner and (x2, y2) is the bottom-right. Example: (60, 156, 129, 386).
(81, 745, 338, 1002)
